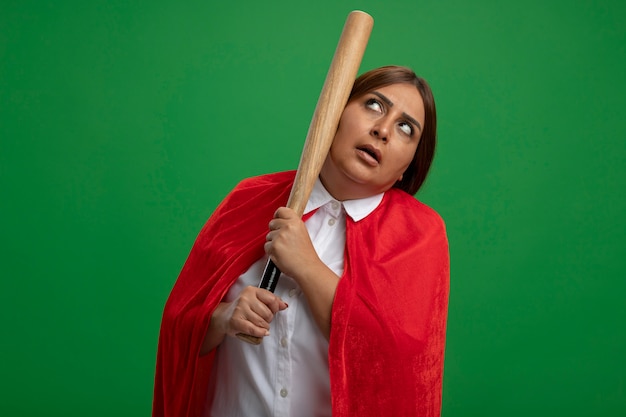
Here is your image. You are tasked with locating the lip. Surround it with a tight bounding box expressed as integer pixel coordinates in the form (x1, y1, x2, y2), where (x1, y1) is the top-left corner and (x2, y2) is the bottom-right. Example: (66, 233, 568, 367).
(356, 144, 382, 166)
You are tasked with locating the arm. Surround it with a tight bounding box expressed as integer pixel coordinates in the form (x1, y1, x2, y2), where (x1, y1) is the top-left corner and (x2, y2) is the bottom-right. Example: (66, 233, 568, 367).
(291, 262, 339, 340)
(264, 207, 339, 340)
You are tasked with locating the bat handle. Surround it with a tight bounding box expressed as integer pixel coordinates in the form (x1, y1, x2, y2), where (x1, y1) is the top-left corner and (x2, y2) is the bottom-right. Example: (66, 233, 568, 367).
(258, 258, 281, 292)
(235, 259, 282, 344)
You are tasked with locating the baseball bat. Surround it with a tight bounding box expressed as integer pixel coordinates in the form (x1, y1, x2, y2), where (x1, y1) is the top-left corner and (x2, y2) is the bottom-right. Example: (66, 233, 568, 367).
(236, 10, 374, 345)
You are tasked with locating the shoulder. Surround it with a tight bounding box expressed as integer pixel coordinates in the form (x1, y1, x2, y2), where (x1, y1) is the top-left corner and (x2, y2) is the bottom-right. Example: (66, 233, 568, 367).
(216, 171, 295, 212)
(380, 188, 447, 232)
(227, 171, 296, 201)
(234, 170, 296, 191)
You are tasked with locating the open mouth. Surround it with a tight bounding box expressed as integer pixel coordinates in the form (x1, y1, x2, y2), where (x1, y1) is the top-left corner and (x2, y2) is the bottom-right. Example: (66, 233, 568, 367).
(356, 145, 381, 163)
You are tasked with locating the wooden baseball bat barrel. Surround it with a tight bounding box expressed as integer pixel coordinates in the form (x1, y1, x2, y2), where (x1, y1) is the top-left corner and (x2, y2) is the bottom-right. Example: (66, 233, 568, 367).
(235, 11, 374, 345)
(287, 10, 374, 215)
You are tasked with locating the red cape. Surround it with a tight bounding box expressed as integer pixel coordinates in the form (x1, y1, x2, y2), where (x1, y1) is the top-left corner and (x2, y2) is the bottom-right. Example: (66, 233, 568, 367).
(153, 170, 449, 417)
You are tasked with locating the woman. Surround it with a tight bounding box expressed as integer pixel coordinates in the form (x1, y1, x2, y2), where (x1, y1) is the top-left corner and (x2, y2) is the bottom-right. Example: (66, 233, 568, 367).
(153, 66, 449, 417)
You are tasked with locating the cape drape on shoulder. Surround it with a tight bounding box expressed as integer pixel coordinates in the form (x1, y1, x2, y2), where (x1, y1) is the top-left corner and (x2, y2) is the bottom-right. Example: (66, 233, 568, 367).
(153, 170, 449, 417)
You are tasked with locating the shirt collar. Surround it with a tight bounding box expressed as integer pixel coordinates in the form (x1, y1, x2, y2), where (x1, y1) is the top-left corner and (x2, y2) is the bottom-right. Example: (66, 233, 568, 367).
(303, 178, 384, 222)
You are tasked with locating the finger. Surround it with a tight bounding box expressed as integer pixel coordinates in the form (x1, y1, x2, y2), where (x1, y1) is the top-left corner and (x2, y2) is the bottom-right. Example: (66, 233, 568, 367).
(268, 219, 280, 231)
(241, 309, 272, 330)
(274, 207, 296, 220)
(239, 286, 275, 322)
(249, 298, 276, 323)
(269, 218, 289, 231)
(277, 299, 288, 311)
(229, 304, 271, 334)
(230, 315, 271, 338)
(257, 289, 289, 314)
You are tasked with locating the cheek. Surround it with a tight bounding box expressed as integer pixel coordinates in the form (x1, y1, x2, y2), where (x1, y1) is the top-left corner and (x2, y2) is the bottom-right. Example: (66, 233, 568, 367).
(395, 144, 419, 172)
(330, 123, 353, 152)
(335, 109, 367, 139)
(328, 134, 347, 163)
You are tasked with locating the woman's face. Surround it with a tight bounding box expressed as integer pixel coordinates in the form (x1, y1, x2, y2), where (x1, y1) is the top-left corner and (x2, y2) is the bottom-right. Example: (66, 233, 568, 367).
(320, 83, 425, 201)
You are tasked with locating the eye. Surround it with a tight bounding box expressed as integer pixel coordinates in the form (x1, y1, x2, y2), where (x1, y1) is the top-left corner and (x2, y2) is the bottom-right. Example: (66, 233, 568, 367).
(365, 98, 383, 113)
(399, 121, 414, 136)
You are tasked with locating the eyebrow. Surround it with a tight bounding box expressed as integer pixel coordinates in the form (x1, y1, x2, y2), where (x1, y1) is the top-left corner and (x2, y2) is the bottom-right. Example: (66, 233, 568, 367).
(372, 91, 423, 132)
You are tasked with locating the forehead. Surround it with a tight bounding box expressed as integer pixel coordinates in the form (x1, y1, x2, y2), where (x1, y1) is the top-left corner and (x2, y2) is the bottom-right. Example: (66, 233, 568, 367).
(371, 83, 425, 124)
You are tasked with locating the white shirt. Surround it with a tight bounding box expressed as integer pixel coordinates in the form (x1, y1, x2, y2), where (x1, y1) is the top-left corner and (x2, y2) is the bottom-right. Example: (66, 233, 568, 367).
(207, 179, 383, 417)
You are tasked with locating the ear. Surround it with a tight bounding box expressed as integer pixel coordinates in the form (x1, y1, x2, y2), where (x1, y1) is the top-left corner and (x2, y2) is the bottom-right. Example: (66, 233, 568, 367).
(398, 174, 403, 182)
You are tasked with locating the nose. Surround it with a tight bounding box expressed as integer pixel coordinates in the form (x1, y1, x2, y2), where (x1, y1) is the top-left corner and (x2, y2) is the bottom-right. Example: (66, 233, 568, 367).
(371, 122, 389, 142)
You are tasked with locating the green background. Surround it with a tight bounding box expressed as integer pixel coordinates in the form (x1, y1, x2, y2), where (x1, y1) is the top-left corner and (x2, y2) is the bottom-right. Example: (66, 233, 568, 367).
(1, 0, 624, 415)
